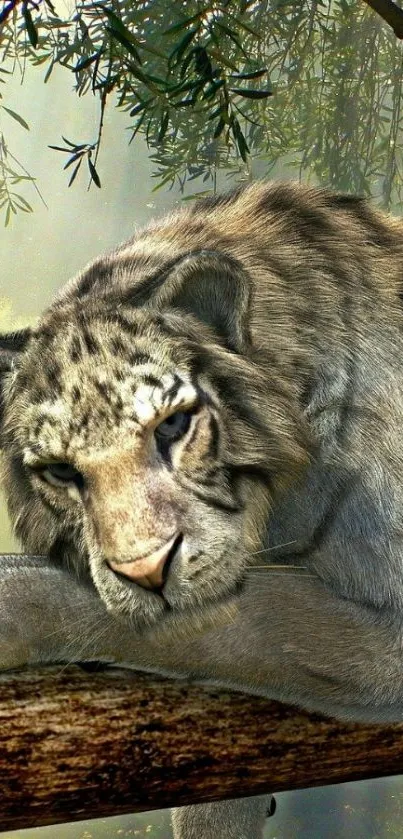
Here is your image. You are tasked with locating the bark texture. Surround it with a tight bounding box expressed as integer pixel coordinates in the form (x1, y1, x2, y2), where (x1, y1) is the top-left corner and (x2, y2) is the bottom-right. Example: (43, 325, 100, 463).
(0, 665, 402, 829)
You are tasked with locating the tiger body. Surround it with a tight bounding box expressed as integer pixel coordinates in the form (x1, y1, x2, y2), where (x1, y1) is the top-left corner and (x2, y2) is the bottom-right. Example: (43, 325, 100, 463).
(2, 181, 403, 837)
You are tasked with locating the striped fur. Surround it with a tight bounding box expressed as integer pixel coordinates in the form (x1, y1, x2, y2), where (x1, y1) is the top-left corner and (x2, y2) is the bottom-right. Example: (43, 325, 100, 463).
(2, 180, 403, 635)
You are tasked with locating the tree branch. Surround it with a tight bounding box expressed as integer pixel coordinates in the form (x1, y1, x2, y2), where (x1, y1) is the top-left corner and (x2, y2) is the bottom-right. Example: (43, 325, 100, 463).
(0, 664, 403, 830)
(362, 0, 403, 38)
(0, 0, 21, 26)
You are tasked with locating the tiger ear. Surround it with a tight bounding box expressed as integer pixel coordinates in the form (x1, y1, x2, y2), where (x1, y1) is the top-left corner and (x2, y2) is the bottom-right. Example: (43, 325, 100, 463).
(0, 329, 31, 372)
(157, 250, 252, 354)
(0, 329, 31, 424)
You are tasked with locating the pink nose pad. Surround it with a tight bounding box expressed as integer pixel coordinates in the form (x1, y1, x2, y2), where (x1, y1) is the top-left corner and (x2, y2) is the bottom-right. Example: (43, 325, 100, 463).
(107, 533, 179, 590)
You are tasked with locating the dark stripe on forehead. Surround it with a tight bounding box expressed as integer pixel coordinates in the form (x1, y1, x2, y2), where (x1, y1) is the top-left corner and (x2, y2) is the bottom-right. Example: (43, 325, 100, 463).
(110, 336, 128, 355)
(30, 388, 47, 405)
(141, 373, 161, 389)
(110, 313, 139, 337)
(163, 373, 182, 405)
(70, 335, 82, 363)
(128, 351, 155, 367)
(93, 379, 113, 403)
(82, 329, 99, 355)
(327, 194, 362, 209)
(46, 362, 62, 395)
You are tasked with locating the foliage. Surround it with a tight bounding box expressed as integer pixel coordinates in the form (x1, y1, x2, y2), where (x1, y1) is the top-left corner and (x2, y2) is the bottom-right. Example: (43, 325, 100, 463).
(0, 0, 403, 223)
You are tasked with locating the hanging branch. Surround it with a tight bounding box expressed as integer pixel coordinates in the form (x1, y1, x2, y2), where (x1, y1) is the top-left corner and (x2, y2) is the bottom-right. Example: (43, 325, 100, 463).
(362, 0, 403, 38)
(0, 0, 21, 26)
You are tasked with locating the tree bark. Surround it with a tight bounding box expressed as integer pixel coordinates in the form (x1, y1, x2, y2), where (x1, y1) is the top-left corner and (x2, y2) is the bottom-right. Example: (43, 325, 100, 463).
(0, 664, 402, 830)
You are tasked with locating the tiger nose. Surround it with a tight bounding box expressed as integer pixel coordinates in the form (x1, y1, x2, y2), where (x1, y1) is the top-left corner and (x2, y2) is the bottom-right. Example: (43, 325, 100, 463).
(107, 533, 180, 590)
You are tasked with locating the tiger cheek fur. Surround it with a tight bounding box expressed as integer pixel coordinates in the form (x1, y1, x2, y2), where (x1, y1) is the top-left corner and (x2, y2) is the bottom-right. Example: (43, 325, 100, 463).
(0, 307, 278, 630)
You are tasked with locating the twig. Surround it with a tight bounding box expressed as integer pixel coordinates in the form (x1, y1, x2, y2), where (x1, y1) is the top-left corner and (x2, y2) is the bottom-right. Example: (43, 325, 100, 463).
(0, 0, 22, 26)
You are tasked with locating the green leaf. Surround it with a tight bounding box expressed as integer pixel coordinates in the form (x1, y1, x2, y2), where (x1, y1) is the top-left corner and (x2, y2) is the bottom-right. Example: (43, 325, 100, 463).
(239, 0, 255, 11)
(214, 21, 246, 55)
(169, 28, 197, 65)
(106, 25, 142, 64)
(128, 110, 147, 144)
(48, 145, 73, 153)
(229, 87, 272, 99)
(62, 136, 81, 148)
(23, 6, 38, 48)
(232, 117, 250, 162)
(229, 69, 268, 81)
(88, 158, 101, 188)
(44, 61, 54, 83)
(179, 47, 198, 79)
(125, 62, 165, 89)
(64, 151, 84, 169)
(193, 46, 213, 79)
(13, 195, 33, 212)
(96, 5, 138, 42)
(163, 13, 203, 35)
(68, 159, 82, 187)
(151, 172, 174, 192)
(2, 107, 29, 130)
(231, 16, 259, 37)
(182, 189, 213, 200)
(129, 99, 151, 117)
(203, 79, 225, 101)
(171, 98, 194, 108)
(75, 51, 103, 72)
(157, 110, 170, 142)
(213, 117, 226, 139)
(207, 105, 224, 121)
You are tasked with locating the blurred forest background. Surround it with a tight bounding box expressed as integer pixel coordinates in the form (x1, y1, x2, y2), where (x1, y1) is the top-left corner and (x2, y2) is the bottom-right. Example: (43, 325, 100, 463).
(2, 1, 403, 836)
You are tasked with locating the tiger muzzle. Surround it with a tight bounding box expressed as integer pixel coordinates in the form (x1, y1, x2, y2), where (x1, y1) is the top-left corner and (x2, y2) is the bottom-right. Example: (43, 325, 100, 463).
(107, 532, 182, 590)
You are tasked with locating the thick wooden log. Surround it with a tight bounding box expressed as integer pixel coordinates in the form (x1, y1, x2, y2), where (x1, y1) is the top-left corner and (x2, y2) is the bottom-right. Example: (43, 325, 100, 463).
(0, 666, 402, 830)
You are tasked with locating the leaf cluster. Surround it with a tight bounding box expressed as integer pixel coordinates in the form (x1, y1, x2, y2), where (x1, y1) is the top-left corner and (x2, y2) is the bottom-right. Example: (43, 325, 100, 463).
(1, 1, 403, 221)
(49, 137, 101, 187)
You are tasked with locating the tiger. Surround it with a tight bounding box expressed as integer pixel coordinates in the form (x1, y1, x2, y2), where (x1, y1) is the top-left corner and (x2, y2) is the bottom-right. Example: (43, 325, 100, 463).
(2, 180, 403, 838)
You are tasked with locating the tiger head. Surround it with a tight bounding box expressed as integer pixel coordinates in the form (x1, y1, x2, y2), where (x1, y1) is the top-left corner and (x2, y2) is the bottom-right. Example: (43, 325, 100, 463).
(0, 248, 309, 632)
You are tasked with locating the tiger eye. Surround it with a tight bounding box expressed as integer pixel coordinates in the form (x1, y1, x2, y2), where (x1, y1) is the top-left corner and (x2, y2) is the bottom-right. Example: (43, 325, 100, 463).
(155, 411, 192, 443)
(40, 463, 84, 490)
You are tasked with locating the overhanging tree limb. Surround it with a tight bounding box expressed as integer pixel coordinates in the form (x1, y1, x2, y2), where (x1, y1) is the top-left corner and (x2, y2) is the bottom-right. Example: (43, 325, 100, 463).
(362, 0, 403, 38)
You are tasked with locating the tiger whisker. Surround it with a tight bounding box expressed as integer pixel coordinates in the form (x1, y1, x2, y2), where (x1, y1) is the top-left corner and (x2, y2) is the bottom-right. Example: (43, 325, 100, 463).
(40, 607, 100, 641)
(249, 540, 298, 557)
(247, 564, 307, 570)
(246, 570, 316, 577)
(53, 618, 111, 676)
